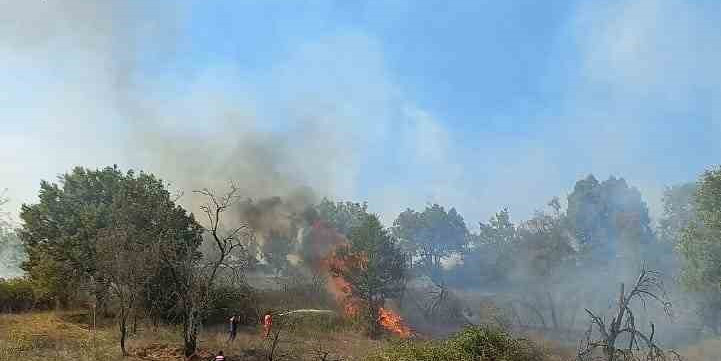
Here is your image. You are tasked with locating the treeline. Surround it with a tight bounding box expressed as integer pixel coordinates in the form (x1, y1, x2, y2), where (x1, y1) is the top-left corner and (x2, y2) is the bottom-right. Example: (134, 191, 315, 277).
(4, 164, 721, 353)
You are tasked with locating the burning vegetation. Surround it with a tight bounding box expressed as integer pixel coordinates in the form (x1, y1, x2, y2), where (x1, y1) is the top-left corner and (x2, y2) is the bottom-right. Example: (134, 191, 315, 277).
(7, 164, 721, 361)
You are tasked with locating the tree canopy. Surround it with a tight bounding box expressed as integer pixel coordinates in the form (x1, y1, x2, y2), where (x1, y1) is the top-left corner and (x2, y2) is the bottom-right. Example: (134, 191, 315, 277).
(330, 213, 406, 337)
(566, 175, 653, 266)
(19, 165, 202, 306)
(392, 204, 468, 282)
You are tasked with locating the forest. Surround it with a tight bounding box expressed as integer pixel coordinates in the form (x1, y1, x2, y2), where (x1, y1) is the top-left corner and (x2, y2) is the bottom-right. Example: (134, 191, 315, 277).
(2, 164, 721, 361)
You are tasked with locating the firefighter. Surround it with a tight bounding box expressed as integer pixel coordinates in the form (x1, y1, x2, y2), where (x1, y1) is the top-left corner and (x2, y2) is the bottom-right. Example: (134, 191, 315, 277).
(262, 311, 273, 338)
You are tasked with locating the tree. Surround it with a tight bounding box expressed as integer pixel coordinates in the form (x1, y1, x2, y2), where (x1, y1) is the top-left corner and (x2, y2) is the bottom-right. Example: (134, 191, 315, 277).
(160, 184, 254, 357)
(316, 198, 369, 236)
(679, 168, 721, 334)
(566, 175, 653, 275)
(96, 228, 153, 356)
(330, 214, 406, 338)
(578, 268, 675, 361)
(659, 183, 697, 245)
(262, 231, 292, 277)
(392, 204, 468, 283)
(473, 208, 520, 284)
(94, 172, 200, 355)
(19, 166, 204, 352)
(20, 166, 131, 307)
(513, 204, 577, 330)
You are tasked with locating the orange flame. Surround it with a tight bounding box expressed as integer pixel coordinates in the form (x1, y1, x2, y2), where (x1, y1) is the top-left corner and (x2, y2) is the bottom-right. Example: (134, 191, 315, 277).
(310, 221, 413, 338)
(378, 307, 413, 338)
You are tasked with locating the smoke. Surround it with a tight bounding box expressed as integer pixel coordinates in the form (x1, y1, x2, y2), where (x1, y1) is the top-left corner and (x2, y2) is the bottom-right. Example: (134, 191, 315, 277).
(0, 192, 23, 279)
(0, 1, 473, 230)
(1, 1, 720, 354)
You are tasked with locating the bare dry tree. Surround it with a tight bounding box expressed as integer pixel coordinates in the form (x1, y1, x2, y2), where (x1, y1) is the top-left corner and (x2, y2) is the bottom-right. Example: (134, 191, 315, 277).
(194, 184, 255, 282)
(159, 182, 255, 358)
(576, 268, 682, 361)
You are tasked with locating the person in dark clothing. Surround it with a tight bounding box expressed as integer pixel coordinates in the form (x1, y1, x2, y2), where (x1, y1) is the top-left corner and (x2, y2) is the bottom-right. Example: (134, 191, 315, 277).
(228, 315, 239, 342)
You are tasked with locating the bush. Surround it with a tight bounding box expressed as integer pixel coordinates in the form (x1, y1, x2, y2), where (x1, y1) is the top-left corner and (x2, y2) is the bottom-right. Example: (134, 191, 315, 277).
(0, 277, 51, 312)
(205, 283, 259, 325)
(367, 326, 546, 361)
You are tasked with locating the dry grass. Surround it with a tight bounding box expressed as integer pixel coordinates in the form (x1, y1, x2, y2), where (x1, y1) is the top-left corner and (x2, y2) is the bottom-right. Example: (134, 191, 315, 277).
(0, 311, 386, 361)
(0, 311, 119, 361)
(679, 337, 721, 361)
(11, 310, 710, 361)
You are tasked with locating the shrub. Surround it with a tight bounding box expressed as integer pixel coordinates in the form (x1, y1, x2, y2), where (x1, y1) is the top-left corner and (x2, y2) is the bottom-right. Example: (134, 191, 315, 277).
(367, 326, 546, 361)
(205, 283, 259, 325)
(0, 277, 51, 312)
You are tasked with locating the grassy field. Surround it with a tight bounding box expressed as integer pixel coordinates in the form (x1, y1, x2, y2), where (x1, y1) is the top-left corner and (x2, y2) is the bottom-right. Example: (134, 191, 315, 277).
(3, 311, 717, 361)
(0, 311, 386, 361)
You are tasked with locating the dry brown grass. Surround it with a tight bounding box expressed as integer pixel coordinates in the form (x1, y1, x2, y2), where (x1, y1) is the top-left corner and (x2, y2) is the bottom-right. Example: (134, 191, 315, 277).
(678, 337, 721, 361)
(0, 311, 119, 361)
(0, 311, 386, 361)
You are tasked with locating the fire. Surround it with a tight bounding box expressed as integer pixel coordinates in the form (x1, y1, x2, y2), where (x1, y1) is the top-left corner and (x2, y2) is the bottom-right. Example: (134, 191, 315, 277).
(308, 220, 413, 338)
(378, 307, 413, 338)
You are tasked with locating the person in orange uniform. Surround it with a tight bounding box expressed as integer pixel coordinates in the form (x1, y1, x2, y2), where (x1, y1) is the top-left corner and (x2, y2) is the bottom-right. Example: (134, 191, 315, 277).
(262, 311, 273, 338)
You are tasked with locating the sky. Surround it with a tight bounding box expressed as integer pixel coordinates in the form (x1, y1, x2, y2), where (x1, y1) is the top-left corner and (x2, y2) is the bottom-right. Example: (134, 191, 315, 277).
(1, 0, 720, 229)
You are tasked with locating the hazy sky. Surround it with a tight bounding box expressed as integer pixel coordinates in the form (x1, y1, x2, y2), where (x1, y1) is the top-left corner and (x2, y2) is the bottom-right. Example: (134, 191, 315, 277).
(2, 0, 720, 228)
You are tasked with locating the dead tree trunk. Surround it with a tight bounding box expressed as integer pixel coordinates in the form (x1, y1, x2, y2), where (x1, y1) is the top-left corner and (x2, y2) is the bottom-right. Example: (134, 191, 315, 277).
(183, 307, 200, 358)
(119, 306, 129, 356)
(577, 268, 677, 361)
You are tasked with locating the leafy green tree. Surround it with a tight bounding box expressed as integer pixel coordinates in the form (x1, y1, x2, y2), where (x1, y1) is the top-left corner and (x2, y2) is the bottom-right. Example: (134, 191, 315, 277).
(20, 166, 127, 307)
(476, 208, 520, 282)
(98, 170, 202, 355)
(316, 198, 369, 236)
(330, 214, 406, 338)
(566, 175, 653, 268)
(679, 169, 721, 334)
(452, 209, 520, 289)
(660, 183, 698, 244)
(19, 166, 203, 320)
(393, 204, 468, 283)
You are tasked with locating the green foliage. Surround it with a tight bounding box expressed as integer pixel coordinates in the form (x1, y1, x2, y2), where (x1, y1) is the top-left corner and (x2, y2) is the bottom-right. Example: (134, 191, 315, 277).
(566, 175, 653, 262)
(366, 326, 544, 361)
(516, 209, 576, 282)
(467, 209, 521, 284)
(677, 168, 721, 333)
(392, 204, 468, 281)
(330, 214, 407, 337)
(316, 198, 369, 236)
(19, 165, 202, 311)
(0, 277, 52, 312)
(205, 283, 258, 325)
(659, 183, 697, 244)
(679, 169, 721, 289)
